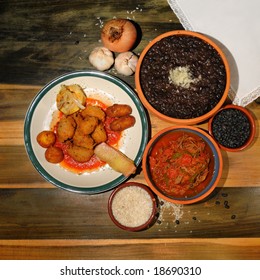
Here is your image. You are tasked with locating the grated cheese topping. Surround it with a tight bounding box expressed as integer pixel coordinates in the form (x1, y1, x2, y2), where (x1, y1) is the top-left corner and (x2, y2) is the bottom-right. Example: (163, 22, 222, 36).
(169, 66, 201, 88)
(111, 186, 153, 228)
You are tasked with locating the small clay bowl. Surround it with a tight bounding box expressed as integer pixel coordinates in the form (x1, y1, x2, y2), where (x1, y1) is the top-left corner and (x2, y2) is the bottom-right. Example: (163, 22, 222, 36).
(208, 104, 256, 152)
(108, 182, 157, 231)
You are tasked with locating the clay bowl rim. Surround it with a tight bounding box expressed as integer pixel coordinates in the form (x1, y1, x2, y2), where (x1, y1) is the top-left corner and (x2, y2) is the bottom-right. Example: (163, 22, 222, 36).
(142, 125, 223, 205)
(208, 104, 256, 152)
(135, 30, 231, 125)
(108, 182, 158, 231)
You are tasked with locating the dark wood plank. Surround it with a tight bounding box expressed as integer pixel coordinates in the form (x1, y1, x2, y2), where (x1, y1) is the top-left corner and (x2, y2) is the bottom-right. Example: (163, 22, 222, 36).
(0, 187, 259, 239)
(0, 0, 182, 86)
(1, 238, 260, 260)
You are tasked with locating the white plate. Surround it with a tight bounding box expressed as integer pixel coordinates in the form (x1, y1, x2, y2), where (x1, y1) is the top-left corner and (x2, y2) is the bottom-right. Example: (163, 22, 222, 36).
(24, 70, 148, 194)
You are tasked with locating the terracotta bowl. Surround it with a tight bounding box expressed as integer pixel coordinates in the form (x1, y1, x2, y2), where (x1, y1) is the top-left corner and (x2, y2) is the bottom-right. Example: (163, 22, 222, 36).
(208, 104, 256, 152)
(142, 126, 223, 204)
(108, 182, 157, 231)
(135, 30, 230, 125)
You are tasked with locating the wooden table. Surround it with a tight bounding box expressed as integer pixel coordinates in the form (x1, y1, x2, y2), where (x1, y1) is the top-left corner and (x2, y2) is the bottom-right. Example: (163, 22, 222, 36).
(1, 0, 260, 260)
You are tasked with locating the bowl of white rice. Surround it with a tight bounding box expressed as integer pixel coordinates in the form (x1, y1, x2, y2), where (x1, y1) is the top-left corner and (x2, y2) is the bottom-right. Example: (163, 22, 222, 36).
(108, 182, 158, 231)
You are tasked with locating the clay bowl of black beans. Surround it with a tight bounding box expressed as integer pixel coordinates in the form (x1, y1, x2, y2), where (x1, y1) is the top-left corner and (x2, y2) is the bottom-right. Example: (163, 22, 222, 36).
(208, 104, 256, 152)
(135, 30, 230, 125)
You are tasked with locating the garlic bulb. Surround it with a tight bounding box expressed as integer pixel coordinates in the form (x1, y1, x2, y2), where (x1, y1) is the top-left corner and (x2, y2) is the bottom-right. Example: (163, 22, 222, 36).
(89, 47, 114, 71)
(114, 52, 138, 76)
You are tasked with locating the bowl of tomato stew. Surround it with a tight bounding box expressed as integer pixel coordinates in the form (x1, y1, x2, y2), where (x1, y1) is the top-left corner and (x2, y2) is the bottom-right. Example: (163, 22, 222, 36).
(142, 126, 223, 204)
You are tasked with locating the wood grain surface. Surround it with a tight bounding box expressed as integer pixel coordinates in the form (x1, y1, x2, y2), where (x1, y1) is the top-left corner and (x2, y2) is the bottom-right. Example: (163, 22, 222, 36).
(0, 0, 260, 260)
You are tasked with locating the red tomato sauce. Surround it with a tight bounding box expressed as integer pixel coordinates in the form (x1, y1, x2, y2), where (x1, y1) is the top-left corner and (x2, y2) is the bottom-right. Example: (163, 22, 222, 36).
(149, 131, 211, 198)
(53, 98, 121, 174)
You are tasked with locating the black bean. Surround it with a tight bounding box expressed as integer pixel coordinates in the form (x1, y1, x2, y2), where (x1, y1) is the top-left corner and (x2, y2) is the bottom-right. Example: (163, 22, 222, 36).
(212, 108, 250, 148)
(231, 215, 236, 219)
(140, 35, 226, 119)
(175, 219, 180, 225)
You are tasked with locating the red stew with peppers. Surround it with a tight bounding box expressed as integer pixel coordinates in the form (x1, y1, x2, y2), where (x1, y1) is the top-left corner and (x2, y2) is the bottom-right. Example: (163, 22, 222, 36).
(149, 132, 211, 198)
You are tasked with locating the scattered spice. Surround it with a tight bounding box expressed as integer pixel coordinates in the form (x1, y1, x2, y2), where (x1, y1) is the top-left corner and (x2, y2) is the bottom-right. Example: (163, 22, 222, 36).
(156, 199, 184, 226)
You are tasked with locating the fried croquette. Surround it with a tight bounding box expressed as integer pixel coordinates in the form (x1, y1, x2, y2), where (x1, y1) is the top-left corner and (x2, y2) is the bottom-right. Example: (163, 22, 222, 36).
(71, 111, 84, 126)
(45, 146, 64, 163)
(91, 123, 107, 144)
(73, 129, 95, 149)
(67, 145, 94, 162)
(106, 104, 132, 117)
(81, 105, 106, 122)
(56, 115, 76, 143)
(77, 115, 98, 135)
(110, 115, 136, 131)
(37, 130, 56, 148)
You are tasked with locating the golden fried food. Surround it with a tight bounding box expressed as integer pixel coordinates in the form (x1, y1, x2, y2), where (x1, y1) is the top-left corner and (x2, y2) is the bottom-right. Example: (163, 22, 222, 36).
(110, 115, 136, 131)
(56, 84, 86, 115)
(91, 123, 107, 144)
(67, 145, 94, 163)
(45, 146, 64, 163)
(37, 130, 56, 148)
(106, 104, 132, 117)
(81, 105, 106, 122)
(73, 130, 95, 149)
(71, 111, 84, 126)
(94, 142, 136, 177)
(77, 115, 98, 135)
(56, 115, 76, 143)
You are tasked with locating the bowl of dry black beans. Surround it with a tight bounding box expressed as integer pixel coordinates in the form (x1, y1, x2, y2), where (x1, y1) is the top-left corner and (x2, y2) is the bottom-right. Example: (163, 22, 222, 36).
(208, 104, 256, 152)
(135, 30, 230, 125)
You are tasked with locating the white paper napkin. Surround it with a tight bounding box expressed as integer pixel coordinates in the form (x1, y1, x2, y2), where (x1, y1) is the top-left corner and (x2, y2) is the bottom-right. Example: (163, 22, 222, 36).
(168, 0, 260, 106)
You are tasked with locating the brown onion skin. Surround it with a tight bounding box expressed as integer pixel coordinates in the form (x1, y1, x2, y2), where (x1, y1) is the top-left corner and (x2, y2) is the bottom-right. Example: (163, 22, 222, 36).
(101, 19, 137, 52)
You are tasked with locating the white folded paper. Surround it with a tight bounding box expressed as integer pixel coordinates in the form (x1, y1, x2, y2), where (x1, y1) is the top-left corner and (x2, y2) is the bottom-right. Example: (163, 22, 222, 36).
(168, 0, 260, 106)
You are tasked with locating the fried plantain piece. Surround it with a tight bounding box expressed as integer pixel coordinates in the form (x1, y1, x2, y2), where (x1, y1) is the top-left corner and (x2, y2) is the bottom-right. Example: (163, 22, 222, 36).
(77, 115, 99, 135)
(110, 115, 136, 131)
(73, 129, 95, 149)
(91, 123, 107, 144)
(56, 115, 76, 143)
(67, 145, 94, 163)
(106, 104, 132, 117)
(81, 105, 106, 122)
(71, 111, 84, 126)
